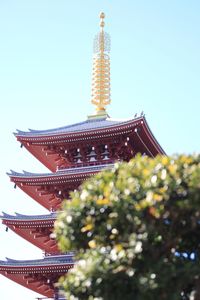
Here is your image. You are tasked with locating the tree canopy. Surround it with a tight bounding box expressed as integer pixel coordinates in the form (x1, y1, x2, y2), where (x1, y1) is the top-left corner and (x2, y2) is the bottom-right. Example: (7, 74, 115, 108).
(55, 154, 200, 300)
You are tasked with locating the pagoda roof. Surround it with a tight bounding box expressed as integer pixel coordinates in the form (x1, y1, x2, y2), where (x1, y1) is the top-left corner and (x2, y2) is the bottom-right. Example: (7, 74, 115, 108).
(15, 116, 138, 137)
(15, 116, 147, 145)
(0, 254, 73, 267)
(0, 254, 74, 298)
(8, 164, 113, 210)
(7, 163, 113, 180)
(14, 115, 165, 172)
(1, 212, 58, 252)
(1, 212, 56, 221)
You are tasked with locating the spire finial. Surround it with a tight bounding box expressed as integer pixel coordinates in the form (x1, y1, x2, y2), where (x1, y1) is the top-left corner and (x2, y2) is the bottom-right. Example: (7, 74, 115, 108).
(89, 12, 111, 118)
(100, 12, 105, 29)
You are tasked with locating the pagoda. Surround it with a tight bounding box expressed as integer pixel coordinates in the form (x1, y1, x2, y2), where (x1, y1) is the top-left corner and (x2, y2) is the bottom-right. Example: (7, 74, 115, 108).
(0, 13, 165, 300)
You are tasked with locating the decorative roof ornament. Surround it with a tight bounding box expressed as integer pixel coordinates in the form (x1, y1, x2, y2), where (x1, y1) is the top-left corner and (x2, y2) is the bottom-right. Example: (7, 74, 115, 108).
(89, 12, 111, 119)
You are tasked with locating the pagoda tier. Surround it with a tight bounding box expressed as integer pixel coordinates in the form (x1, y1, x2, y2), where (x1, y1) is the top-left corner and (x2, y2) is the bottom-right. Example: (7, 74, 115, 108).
(1, 212, 57, 253)
(15, 116, 165, 172)
(8, 164, 113, 211)
(0, 254, 73, 298)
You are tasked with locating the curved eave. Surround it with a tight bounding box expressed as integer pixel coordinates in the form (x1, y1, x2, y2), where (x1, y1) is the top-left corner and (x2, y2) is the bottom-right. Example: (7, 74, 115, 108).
(0, 272, 54, 298)
(5, 226, 57, 253)
(138, 117, 166, 156)
(9, 169, 108, 184)
(15, 117, 144, 172)
(0, 259, 73, 269)
(15, 117, 143, 142)
(1, 212, 57, 222)
(7, 165, 113, 210)
(0, 254, 73, 265)
(8, 189, 61, 211)
(0, 257, 73, 297)
(1, 213, 57, 252)
(15, 116, 165, 171)
(8, 164, 112, 182)
(2, 217, 55, 227)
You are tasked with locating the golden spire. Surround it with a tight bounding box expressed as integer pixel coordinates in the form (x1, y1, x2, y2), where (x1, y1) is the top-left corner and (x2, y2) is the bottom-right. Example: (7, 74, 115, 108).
(90, 12, 111, 117)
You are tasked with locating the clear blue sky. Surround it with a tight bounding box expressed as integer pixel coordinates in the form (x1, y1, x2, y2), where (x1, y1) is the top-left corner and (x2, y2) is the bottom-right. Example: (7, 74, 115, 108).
(0, 1, 199, 299)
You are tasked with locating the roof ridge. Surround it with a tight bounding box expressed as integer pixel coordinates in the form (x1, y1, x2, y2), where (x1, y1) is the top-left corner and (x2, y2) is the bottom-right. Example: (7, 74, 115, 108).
(14, 116, 142, 137)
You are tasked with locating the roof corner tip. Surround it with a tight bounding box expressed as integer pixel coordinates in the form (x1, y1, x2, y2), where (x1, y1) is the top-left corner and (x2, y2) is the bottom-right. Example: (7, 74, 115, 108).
(7, 169, 16, 176)
(0, 212, 11, 219)
(133, 111, 146, 120)
(14, 129, 21, 135)
(5, 257, 12, 262)
(0, 212, 5, 218)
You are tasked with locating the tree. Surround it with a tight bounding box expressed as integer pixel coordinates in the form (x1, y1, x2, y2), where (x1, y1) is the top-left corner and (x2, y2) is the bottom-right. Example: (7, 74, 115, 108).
(55, 154, 200, 300)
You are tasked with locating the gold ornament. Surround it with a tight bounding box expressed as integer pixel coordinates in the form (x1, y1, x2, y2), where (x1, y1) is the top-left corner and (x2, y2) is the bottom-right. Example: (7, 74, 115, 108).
(91, 12, 111, 116)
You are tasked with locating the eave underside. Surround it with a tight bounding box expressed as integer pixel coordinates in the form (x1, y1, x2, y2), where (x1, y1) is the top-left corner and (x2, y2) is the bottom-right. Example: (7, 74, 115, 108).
(0, 256, 73, 297)
(0, 267, 72, 297)
(1, 213, 58, 252)
(4, 223, 57, 252)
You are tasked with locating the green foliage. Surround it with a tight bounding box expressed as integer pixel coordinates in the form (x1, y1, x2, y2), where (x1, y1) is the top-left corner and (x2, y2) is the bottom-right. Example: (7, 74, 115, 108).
(55, 154, 200, 300)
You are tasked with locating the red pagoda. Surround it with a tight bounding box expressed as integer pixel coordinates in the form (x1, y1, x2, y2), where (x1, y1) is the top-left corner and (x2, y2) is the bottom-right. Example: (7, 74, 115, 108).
(0, 13, 165, 300)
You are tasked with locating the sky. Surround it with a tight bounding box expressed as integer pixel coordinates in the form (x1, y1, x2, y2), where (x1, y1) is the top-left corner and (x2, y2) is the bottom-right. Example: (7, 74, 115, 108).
(0, 0, 199, 299)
